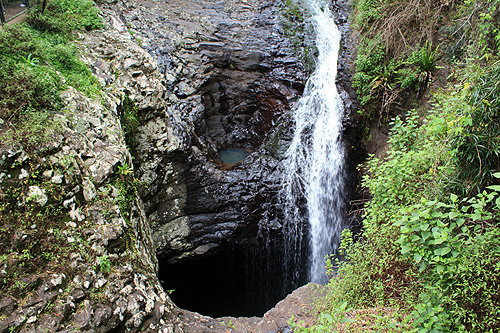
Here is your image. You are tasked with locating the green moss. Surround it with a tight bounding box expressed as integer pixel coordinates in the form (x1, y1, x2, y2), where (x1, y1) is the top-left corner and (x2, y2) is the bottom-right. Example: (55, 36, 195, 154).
(119, 95, 139, 151)
(27, 0, 104, 35)
(0, 0, 103, 154)
(280, 0, 317, 73)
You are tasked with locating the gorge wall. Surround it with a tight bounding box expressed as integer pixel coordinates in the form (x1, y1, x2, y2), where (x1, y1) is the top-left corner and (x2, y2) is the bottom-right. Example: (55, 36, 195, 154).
(96, 0, 308, 264)
(0, 0, 360, 331)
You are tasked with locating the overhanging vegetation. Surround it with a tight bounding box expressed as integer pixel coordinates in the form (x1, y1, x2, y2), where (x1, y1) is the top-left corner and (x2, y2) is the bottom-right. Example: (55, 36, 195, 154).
(293, 0, 500, 331)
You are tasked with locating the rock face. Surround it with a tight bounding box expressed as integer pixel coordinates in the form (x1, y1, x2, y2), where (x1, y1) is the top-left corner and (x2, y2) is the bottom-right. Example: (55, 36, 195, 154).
(0, 0, 360, 331)
(0, 86, 178, 331)
(178, 283, 326, 332)
(0, 0, 312, 330)
(96, 0, 308, 264)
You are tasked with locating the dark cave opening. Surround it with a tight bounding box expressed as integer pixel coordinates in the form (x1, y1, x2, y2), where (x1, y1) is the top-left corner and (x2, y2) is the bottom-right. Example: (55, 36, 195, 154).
(158, 241, 309, 318)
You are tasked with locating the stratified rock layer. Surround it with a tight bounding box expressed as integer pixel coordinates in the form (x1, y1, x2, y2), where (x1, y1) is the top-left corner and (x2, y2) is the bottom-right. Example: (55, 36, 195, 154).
(0, 86, 177, 331)
(97, 0, 308, 263)
(0, 0, 360, 331)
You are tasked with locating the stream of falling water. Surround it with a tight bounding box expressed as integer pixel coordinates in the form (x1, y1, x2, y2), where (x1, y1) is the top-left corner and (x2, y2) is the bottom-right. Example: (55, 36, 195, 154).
(282, 0, 346, 284)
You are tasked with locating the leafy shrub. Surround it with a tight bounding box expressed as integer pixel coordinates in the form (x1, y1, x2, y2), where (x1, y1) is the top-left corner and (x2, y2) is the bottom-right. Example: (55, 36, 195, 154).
(352, 0, 452, 122)
(27, 0, 103, 35)
(407, 41, 440, 92)
(353, 37, 439, 121)
(473, 0, 500, 57)
(398, 185, 500, 332)
(451, 63, 500, 195)
(318, 110, 451, 318)
(325, 229, 416, 309)
(353, 37, 386, 105)
(327, 92, 499, 332)
(353, 0, 385, 31)
(408, 41, 440, 74)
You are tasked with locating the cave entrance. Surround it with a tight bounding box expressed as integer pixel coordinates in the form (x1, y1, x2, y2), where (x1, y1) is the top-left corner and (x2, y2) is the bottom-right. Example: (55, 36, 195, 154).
(158, 242, 307, 318)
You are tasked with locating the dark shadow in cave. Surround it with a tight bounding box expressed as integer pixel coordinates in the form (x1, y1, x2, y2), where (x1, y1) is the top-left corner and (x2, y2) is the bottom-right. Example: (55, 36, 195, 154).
(158, 240, 309, 318)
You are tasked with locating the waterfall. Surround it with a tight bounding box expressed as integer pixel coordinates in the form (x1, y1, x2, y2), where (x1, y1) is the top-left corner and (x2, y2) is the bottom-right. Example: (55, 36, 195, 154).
(282, 0, 346, 284)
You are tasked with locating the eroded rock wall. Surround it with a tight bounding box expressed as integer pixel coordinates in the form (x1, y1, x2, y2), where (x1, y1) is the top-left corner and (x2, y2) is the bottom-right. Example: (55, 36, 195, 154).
(0, 0, 360, 330)
(0, 88, 177, 331)
(97, 0, 308, 263)
(0, 11, 181, 333)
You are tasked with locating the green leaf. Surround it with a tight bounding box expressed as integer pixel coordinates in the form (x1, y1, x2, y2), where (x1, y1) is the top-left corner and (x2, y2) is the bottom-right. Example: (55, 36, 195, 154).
(339, 301, 348, 312)
(450, 193, 458, 202)
(436, 265, 445, 274)
(320, 313, 333, 322)
(339, 318, 356, 324)
(401, 245, 412, 254)
(487, 185, 500, 191)
(414, 254, 423, 263)
(435, 247, 451, 256)
(421, 223, 430, 231)
(420, 261, 427, 272)
(394, 220, 404, 227)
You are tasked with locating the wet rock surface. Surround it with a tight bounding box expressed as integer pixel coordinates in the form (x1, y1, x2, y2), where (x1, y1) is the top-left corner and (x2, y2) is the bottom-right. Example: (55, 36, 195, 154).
(97, 0, 308, 263)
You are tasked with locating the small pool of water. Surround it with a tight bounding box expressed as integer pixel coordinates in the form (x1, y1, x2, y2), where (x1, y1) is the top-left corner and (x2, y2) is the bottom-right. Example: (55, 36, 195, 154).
(219, 148, 250, 164)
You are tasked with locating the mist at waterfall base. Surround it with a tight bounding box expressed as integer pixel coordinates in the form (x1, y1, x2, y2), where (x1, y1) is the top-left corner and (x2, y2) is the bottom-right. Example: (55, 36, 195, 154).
(159, 0, 347, 317)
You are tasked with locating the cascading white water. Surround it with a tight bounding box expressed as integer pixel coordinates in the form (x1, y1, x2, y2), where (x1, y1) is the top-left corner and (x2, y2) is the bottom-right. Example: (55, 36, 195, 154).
(282, 0, 346, 284)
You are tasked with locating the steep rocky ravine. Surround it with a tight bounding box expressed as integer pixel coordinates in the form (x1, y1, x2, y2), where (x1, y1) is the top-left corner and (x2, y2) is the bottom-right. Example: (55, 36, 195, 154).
(97, 0, 308, 265)
(0, 0, 360, 331)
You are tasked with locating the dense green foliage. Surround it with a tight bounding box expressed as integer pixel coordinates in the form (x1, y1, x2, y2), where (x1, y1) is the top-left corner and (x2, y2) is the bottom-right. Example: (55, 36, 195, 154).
(352, 0, 451, 122)
(452, 63, 500, 195)
(27, 0, 104, 34)
(299, 0, 500, 332)
(0, 0, 102, 152)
